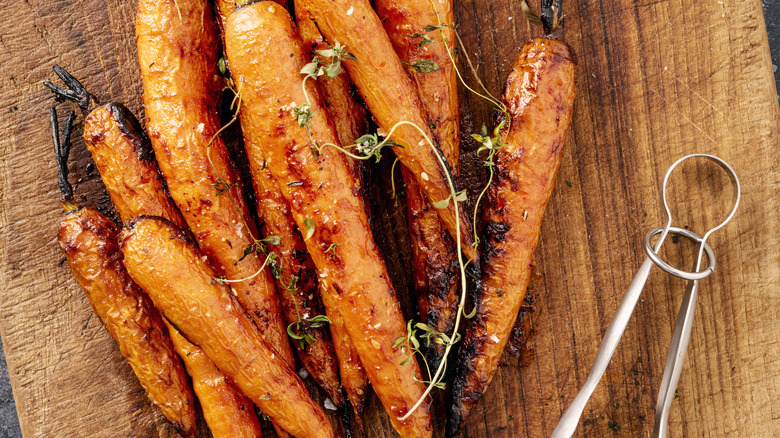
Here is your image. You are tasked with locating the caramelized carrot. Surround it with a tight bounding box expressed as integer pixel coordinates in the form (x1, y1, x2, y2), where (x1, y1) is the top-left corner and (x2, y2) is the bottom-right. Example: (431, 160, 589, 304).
(50, 107, 197, 437)
(212, 0, 347, 411)
(295, 0, 371, 417)
(448, 36, 577, 437)
(224, 3, 432, 436)
(164, 320, 263, 438)
(120, 217, 335, 438)
(135, 0, 294, 366)
(59, 208, 198, 437)
(82, 102, 264, 437)
(376, 0, 460, 370)
(298, 0, 474, 259)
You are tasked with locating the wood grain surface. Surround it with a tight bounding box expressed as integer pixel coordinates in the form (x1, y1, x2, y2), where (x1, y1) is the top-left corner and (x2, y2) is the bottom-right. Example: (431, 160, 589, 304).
(1, 0, 778, 437)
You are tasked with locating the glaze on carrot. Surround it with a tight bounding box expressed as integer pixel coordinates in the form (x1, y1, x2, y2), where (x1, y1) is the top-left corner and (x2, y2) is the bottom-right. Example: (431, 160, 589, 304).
(448, 36, 577, 437)
(375, 0, 460, 371)
(224, 3, 432, 436)
(135, 0, 294, 366)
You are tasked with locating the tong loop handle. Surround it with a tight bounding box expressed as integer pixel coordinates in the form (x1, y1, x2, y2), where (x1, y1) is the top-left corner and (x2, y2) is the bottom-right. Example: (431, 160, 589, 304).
(644, 227, 716, 281)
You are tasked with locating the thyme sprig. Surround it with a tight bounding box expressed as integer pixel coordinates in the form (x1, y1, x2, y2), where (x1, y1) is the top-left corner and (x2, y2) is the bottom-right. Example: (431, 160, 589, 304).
(273, 266, 331, 349)
(288, 314, 332, 350)
(470, 117, 508, 248)
(300, 41, 355, 106)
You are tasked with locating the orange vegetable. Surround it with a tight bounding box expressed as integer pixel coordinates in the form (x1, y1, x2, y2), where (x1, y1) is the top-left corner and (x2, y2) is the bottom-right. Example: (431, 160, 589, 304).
(376, 0, 460, 370)
(449, 36, 577, 436)
(224, 3, 432, 436)
(120, 217, 335, 438)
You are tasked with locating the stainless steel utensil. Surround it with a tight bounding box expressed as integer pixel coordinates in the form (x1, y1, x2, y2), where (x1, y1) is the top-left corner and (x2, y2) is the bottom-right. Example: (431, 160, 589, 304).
(551, 154, 741, 438)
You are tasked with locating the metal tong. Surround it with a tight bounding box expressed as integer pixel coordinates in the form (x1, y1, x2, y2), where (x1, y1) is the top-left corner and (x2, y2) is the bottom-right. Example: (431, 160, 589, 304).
(552, 154, 741, 438)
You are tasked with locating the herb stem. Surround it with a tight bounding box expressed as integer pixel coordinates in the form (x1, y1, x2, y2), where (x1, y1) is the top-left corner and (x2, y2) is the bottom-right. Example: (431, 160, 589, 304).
(219, 252, 274, 283)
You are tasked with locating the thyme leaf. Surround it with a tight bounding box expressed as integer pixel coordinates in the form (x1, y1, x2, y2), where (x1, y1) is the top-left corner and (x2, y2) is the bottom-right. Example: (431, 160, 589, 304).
(303, 217, 316, 241)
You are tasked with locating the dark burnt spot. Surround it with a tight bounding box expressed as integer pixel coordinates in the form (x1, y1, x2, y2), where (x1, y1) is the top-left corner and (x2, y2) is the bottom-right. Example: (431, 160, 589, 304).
(485, 220, 510, 242)
(200, 197, 213, 207)
(448, 315, 489, 437)
(496, 288, 506, 297)
(106, 103, 156, 162)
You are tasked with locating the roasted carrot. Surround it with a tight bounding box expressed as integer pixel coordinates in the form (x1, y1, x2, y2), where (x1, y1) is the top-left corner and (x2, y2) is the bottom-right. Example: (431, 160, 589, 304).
(293, 7, 372, 416)
(376, 0, 460, 370)
(82, 103, 187, 228)
(212, 0, 347, 411)
(51, 109, 197, 437)
(298, 0, 474, 259)
(80, 101, 264, 437)
(224, 3, 431, 436)
(249, 162, 345, 408)
(136, 0, 294, 366)
(448, 27, 577, 437)
(164, 320, 263, 438)
(120, 217, 335, 438)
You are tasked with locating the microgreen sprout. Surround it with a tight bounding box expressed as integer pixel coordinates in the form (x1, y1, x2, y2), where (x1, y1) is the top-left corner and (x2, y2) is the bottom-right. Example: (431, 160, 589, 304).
(431, 189, 468, 210)
(354, 133, 402, 162)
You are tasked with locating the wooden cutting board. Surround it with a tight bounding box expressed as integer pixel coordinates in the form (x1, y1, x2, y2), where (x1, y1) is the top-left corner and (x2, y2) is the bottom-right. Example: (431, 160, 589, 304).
(1, 0, 778, 436)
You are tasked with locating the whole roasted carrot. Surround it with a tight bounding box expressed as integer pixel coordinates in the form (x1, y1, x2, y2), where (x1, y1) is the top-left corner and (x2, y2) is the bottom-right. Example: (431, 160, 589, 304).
(212, 0, 347, 410)
(120, 217, 335, 438)
(375, 0, 460, 371)
(50, 109, 197, 437)
(448, 13, 577, 437)
(224, 3, 432, 436)
(80, 102, 264, 437)
(135, 0, 294, 366)
(298, 0, 474, 259)
(295, 0, 371, 417)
